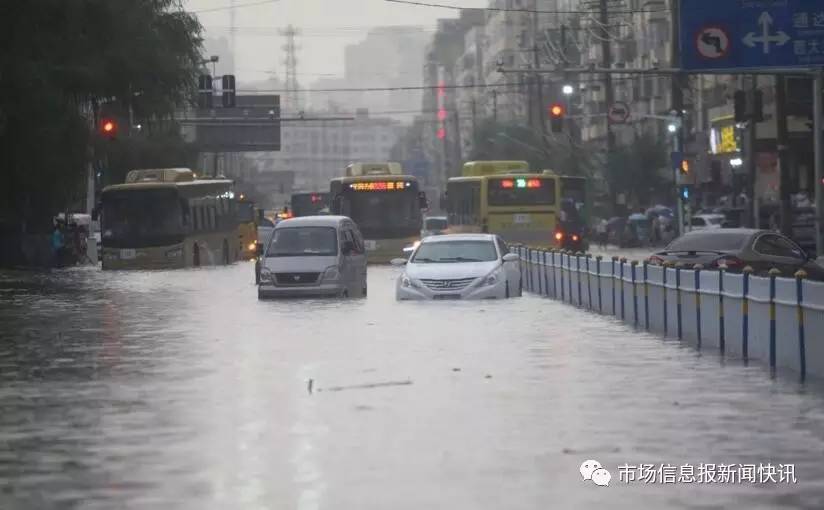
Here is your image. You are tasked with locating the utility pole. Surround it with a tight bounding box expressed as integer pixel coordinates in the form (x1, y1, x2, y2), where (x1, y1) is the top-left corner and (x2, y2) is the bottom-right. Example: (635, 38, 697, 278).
(280, 25, 301, 113)
(471, 98, 478, 151)
(670, 0, 686, 236)
(532, 6, 547, 142)
(776, 74, 792, 236)
(492, 90, 498, 123)
(747, 75, 759, 228)
(599, 0, 615, 163)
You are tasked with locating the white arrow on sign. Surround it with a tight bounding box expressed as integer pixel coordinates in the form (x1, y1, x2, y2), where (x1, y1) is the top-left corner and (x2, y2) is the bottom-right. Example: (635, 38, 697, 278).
(742, 11, 790, 54)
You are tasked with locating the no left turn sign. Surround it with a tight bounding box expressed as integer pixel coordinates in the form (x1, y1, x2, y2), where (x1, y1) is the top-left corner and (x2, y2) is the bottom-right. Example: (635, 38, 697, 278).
(608, 102, 630, 124)
(695, 26, 730, 59)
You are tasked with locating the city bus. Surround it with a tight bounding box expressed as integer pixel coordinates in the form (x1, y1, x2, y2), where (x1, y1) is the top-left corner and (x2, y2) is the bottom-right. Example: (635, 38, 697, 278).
(330, 162, 427, 263)
(237, 195, 258, 260)
(291, 191, 330, 217)
(445, 161, 588, 249)
(100, 168, 242, 269)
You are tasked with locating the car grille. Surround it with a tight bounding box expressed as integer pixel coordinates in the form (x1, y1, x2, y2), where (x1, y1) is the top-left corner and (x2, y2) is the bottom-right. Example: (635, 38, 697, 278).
(275, 272, 320, 285)
(419, 277, 477, 291)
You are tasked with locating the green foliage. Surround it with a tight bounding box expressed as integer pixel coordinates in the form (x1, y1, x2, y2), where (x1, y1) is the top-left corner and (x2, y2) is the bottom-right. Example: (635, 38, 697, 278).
(0, 0, 202, 230)
(604, 131, 670, 206)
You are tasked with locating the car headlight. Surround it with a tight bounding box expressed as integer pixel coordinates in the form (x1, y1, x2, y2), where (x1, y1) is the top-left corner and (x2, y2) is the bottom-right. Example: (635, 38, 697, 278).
(401, 275, 412, 287)
(484, 268, 503, 286)
(165, 247, 183, 258)
(260, 268, 273, 281)
(322, 266, 340, 282)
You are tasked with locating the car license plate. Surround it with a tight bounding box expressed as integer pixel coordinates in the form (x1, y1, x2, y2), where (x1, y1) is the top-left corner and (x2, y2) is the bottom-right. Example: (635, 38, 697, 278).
(364, 240, 377, 251)
(433, 294, 461, 300)
(120, 249, 136, 260)
(513, 214, 531, 224)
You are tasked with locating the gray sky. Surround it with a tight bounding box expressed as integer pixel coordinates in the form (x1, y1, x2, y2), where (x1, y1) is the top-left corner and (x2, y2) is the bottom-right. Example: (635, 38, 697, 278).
(184, 0, 486, 85)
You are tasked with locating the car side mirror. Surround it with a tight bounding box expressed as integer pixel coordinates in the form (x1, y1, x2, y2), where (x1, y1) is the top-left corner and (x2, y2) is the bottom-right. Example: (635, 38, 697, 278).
(255, 242, 264, 257)
(342, 240, 354, 254)
(390, 258, 407, 266)
(502, 253, 519, 262)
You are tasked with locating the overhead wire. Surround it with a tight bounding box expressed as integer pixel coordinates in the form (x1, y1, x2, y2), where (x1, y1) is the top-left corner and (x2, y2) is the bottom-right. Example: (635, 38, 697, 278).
(189, 0, 281, 14)
(382, 0, 670, 15)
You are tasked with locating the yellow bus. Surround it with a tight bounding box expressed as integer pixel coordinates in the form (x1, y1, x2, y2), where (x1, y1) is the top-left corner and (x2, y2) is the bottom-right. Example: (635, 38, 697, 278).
(330, 162, 428, 263)
(445, 161, 588, 249)
(100, 168, 243, 269)
(236, 196, 258, 260)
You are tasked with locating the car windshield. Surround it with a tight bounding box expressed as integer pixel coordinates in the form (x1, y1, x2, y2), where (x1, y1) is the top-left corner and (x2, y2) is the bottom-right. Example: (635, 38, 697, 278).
(425, 218, 447, 230)
(266, 227, 337, 257)
(665, 232, 750, 252)
(411, 240, 498, 263)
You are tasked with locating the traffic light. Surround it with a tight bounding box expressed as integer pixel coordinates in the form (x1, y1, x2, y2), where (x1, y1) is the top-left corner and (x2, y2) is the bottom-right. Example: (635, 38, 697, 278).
(549, 103, 565, 133)
(679, 159, 690, 174)
(99, 118, 118, 139)
(680, 185, 690, 201)
(198, 74, 213, 108)
(222, 74, 236, 108)
(734, 91, 747, 122)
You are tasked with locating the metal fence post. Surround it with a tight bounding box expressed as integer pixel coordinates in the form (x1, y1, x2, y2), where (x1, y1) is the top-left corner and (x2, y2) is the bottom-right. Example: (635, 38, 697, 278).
(596, 255, 603, 313)
(567, 251, 574, 304)
(542, 250, 549, 297)
(560, 251, 566, 302)
(742, 266, 753, 361)
(663, 261, 670, 336)
(537, 249, 544, 296)
(795, 269, 807, 382)
(576, 253, 583, 306)
(586, 254, 593, 311)
(643, 261, 650, 331)
(631, 261, 638, 327)
(551, 250, 558, 299)
(719, 267, 726, 355)
(611, 256, 618, 316)
(769, 267, 781, 371)
(675, 263, 683, 340)
(694, 264, 703, 350)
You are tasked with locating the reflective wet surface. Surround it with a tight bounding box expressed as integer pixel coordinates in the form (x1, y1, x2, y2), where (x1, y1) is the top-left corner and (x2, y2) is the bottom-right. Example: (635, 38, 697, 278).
(2, 263, 824, 509)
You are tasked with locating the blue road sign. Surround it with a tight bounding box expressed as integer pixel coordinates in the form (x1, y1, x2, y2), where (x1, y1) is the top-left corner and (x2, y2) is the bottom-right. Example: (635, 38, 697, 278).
(680, 0, 824, 71)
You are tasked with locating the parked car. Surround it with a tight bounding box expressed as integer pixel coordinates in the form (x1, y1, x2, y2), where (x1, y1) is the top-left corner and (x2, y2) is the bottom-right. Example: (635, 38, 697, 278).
(422, 216, 448, 237)
(647, 229, 824, 279)
(257, 216, 368, 298)
(689, 213, 726, 231)
(391, 234, 522, 300)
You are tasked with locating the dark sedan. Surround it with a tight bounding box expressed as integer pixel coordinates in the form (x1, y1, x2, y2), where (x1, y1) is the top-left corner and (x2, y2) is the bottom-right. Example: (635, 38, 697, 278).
(647, 229, 824, 279)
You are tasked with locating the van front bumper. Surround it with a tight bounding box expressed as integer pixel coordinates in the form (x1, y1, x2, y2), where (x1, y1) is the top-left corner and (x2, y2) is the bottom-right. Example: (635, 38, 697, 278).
(258, 282, 345, 298)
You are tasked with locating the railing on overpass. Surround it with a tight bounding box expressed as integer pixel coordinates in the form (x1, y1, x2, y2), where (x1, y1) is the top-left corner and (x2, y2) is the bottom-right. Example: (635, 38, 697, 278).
(512, 245, 824, 382)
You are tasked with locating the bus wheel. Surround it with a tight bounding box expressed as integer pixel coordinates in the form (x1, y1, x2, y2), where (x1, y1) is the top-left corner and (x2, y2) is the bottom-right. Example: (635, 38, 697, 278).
(193, 244, 200, 267)
(222, 240, 229, 265)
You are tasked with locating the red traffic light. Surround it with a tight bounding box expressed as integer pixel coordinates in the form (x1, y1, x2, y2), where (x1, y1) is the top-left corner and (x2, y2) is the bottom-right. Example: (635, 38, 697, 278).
(549, 104, 565, 117)
(100, 118, 118, 137)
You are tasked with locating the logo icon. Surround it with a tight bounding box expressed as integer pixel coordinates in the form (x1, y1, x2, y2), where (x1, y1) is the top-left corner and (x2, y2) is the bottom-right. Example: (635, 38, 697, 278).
(580, 459, 611, 487)
(293, 275, 301, 281)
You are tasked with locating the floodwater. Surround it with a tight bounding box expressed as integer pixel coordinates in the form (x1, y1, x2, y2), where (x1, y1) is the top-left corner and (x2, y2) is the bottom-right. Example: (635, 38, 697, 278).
(1, 263, 824, 509)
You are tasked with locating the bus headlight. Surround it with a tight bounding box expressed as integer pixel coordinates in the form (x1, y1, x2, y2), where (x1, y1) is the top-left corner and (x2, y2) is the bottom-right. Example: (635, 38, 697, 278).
(322, 266, 340, 282)
(247, 242, 256, 252)
(165, 247, 183, 258)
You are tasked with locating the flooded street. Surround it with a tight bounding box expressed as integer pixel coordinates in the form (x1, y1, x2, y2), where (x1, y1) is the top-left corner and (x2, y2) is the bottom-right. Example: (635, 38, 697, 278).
(2, 263, 824, 509)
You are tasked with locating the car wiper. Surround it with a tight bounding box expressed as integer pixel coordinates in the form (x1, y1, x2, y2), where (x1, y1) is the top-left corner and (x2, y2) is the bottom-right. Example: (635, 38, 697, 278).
(440, 257, 483, 262)
(412, 257, 436, 263)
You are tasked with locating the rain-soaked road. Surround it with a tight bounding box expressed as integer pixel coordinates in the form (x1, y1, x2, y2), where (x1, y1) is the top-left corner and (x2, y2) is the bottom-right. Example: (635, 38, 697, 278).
(2, 263, 824, 509)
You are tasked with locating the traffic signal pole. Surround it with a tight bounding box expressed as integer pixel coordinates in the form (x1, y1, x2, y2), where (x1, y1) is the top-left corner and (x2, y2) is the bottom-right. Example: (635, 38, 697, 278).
(814, 70, 824, 255)
(671, 0, 685, 237)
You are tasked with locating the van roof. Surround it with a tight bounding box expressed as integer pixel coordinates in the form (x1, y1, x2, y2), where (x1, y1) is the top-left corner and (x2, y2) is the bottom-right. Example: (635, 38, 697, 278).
(274, 215, 350, 228)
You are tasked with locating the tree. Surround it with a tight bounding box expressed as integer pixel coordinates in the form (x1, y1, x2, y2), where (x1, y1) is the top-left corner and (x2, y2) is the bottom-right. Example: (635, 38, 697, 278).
(0, 0, 202, 235)
(604, 130, 670, 208)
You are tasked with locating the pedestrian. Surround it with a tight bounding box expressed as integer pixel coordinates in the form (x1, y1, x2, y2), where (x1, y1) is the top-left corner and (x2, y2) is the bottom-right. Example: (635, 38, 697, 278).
(51, 221, 65, 267)
(596, 217, 608, 248)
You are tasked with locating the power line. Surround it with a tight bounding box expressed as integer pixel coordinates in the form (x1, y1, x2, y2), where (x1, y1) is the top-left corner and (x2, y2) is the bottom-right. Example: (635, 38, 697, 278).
(190, 0, 280, 14)
(382, 0, 669, 15)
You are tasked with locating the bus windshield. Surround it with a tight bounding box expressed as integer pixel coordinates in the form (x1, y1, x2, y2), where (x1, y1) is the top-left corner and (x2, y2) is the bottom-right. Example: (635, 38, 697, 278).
(487, 177, 555, 206)
(344, 191, 421, 238)
(292, 193, 328, 217)
(102, 189, 183, 247)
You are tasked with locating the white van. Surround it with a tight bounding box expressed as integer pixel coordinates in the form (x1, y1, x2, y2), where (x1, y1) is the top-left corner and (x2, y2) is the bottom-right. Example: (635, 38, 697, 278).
(257, 216, 368, 299)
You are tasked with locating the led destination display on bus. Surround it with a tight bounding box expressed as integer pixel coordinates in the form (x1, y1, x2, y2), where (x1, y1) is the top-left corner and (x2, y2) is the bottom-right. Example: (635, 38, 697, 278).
(348, 181, 412, 191)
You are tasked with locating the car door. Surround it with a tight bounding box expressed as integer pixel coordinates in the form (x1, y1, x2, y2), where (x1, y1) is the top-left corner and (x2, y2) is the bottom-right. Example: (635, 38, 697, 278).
(752, 233, 807, 275)
(496, 236, 519, 290)
(349, 225, 368, 294)
(338, 226, 355, 292)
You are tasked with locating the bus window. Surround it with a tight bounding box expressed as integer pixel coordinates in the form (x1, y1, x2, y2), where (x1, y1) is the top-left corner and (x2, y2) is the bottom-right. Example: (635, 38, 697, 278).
(487, 177, 555, 206)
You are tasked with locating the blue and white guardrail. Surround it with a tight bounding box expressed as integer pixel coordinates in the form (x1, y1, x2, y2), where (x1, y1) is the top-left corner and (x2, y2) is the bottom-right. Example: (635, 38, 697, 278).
(512, 245, 823, 382)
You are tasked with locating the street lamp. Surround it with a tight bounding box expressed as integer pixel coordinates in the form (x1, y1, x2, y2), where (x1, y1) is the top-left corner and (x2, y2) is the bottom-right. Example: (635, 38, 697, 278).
(562, 84, 574, 96)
